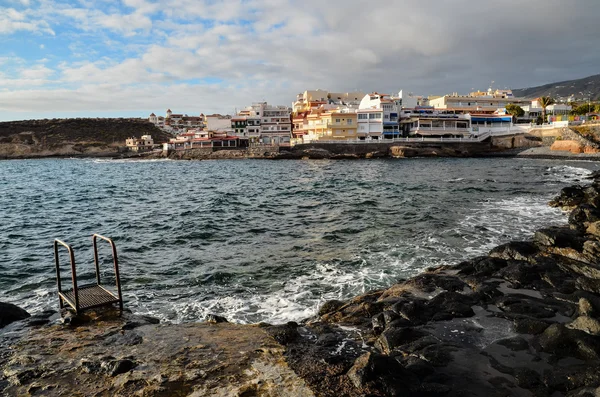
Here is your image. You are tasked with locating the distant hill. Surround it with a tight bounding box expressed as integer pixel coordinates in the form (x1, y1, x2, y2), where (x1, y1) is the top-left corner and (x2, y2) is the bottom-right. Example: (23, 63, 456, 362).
(0, 118, 172, 159)
(513, 74, 600, 101)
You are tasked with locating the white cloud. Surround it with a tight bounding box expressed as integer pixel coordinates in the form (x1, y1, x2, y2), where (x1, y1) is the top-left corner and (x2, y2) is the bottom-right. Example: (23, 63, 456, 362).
(20, 64, 53, 79)
(1, 0, 600, 120)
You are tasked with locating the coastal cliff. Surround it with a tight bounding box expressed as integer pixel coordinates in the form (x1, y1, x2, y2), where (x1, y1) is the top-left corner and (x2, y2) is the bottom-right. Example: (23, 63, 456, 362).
(0, 118, 170, 159)
(3, 174, 600, 396)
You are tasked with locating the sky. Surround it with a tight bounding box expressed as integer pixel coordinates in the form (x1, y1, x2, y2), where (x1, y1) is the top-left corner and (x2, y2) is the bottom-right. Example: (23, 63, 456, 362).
(1, 0, 599, 121)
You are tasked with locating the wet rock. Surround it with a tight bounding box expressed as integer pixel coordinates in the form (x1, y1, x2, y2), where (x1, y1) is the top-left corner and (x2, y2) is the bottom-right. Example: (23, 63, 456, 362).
(513, 317, 551, 335)
(315, 333, 341, 348)
(103, 331, 143, 346)
(401, 356, 435, 377)
(496, 295, 558, 318)
(121, 315, 160, 330)
(318, 299, 345, 316)
(25, 309, 56, 327)
(205, 314, 228, 323)
(0, 302, 30, 328)
(391, 299, 427, 323)
(534, 226, 584, 250)
(578, 297, 596, 317)
(558, 258, 600, 280)
(457, 256, 508, 277)
(567, 316, 600, 336)
(371, 313, 385, 334)
(494, 260, 543, 287)
(576, 276, 600, 294)
(513, 367, 542, 389)
(586, 222, 600, 239)
(582, 239, 600, 257)
(489, 241, 539, 261)
(265, 323, 300, 345)
(346, 352, 417, 395)
(404, 273, 468, 293)
(426, 291, 476, 320)
(537, 324, 600, 360)
(416, 343, 456, 367)
(375, 328, 427, 354)
(542, 364, 600, 392)
(103, 358, 137, 377)
(583, 185, 600, 208)
(549, 186, 585, 209)
(496, 336, 530, 351)
(569, 204, 600, 229)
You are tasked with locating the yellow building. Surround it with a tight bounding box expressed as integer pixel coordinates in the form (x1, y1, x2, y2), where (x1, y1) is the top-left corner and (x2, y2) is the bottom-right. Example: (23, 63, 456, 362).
(320, 111, 358, 140)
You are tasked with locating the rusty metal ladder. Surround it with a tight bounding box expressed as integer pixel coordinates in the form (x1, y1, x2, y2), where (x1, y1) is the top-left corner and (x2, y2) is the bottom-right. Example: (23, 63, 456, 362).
(54, 234, 123, 314)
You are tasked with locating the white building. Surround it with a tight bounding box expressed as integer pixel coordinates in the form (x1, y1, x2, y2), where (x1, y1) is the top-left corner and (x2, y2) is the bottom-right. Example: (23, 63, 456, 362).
(261, 103, 292, 145)
(292, 89, 365, 113)
(357, 93, 401, 139)
(126, 135, 154, 152)
(237, 102, 291, 145)
(205, 114, 232, 133)
(522, 100, 572, 119)
(149, 110, 205, 132)
(428, 89, 527, 113)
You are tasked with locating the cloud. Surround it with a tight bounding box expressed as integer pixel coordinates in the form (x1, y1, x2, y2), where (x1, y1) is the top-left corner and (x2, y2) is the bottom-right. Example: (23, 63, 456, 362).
(1, 0, 600, 120)
(0, 7, 55, 35)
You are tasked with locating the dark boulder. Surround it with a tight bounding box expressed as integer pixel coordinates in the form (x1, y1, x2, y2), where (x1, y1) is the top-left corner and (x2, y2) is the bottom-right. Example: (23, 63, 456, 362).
(426, 291, 476, 320)
(346, 352, 419, 396)
(513, 317, 551, 334)
(569, 204, 600, 229)
(537, 324, 600, 360)
(103, 359, 137, 377)
(495, 336, 530, 351)
(318, 299, 345, 316)
(534, 226, 584, 250)
(375, 328, 428, 354)
(489, 241, 539, 261)
(265, 322, 300, 345)
(457, 256, 508, 277)
(0, 302, 30, 328)
(391, 299, 427, 324)
(205, 314, 228, 323)
(549, 186, 584, 208)
(496, 295, 557, 318)
(494, 260, 543, 287)
(583, 185, 600, 208)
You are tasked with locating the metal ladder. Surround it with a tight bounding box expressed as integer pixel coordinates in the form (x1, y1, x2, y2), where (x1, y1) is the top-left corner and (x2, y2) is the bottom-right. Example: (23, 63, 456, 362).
(54, 234, 123, 314)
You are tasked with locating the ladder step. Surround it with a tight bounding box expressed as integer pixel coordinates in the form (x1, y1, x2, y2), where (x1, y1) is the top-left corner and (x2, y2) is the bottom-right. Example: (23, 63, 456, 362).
(60, 285, 120, 311)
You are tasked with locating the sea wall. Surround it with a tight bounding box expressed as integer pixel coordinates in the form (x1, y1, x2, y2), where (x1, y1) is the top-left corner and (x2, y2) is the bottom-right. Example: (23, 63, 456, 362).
(4, 174, 600, 396)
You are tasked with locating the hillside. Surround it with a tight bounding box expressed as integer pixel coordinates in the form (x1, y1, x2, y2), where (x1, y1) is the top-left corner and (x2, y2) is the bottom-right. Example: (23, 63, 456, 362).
(0, 118, 172, 159)
(513, 74, 600, 101)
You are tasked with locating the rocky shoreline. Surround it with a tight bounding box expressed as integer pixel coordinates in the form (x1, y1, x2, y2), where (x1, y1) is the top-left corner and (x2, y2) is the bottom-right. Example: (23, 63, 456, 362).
(3, 174, 600, 396)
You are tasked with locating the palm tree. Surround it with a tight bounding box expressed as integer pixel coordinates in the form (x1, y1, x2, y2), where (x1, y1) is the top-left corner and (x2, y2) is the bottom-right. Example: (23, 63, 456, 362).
(537, 96, 555, 124)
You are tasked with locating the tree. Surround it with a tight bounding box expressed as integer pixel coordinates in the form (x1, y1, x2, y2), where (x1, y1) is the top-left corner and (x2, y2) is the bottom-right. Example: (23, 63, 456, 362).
(571, 103, 594, 116)
(505, 104, 524, 117)
(537, 96, 555, 123)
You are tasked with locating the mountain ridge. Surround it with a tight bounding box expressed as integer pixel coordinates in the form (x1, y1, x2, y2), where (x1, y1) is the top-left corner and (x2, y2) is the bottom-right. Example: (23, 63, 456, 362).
(512, 74, 600, 101)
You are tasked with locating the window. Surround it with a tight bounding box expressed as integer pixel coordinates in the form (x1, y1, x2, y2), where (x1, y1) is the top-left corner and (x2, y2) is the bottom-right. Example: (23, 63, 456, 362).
(336, 119, 341, 123)
(358, 114, 368, 120)
(347, 119, 352, 124)
(369, 113, 382, 119)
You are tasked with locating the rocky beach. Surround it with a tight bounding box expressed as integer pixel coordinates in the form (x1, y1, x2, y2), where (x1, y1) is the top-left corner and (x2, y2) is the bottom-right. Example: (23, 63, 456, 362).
(3, 170, 600, 396)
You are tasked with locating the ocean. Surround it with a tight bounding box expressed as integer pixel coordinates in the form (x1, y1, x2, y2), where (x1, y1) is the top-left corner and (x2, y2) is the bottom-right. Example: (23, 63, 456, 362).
(0, 158, 596, 324)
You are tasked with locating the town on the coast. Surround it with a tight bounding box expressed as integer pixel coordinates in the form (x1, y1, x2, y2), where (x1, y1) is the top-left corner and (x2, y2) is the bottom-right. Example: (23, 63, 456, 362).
(125, 86, 599, 152)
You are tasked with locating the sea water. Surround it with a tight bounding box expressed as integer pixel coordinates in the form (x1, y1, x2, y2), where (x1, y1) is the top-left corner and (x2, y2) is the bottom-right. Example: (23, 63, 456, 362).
(0, 158, 596, 324)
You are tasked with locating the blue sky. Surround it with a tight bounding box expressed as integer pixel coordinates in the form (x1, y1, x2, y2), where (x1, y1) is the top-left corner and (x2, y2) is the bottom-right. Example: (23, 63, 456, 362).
(1, 0, 599, 121)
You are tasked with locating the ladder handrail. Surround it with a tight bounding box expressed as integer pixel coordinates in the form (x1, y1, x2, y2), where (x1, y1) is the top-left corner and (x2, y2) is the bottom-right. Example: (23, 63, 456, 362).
(92, 234, 123, 311)
(54, 239, 79, 311)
